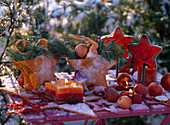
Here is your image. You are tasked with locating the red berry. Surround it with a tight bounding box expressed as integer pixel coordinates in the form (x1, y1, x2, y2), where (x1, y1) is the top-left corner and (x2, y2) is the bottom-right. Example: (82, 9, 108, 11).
(18, 73, 24, 88)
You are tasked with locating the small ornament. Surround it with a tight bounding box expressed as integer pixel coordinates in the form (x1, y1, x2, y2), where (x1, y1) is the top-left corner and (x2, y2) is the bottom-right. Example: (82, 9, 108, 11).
(75, 44, 89, 58)
(101, 26, 134, 58)
(127, 34, 162, 85)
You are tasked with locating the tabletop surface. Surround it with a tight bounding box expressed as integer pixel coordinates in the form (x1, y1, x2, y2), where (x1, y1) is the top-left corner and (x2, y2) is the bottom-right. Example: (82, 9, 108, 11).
(0, 70, 169, 124)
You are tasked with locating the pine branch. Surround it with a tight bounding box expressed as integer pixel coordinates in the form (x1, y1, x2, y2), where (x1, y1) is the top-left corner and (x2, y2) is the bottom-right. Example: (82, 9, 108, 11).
(7, 38, 75, 61)
(47, 38, 75, 59)
(97, 40, 124, 61)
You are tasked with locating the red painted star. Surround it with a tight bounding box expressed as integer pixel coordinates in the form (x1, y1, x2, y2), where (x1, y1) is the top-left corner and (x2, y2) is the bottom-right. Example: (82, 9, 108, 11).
(127, 34, 162, 69)
(101, 26, 134, 58)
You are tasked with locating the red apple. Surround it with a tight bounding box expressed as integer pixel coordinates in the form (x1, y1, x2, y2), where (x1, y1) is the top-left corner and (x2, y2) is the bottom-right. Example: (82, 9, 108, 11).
(148, 82, 163, 96)
(117, 73, 132, 85)
(105, 88, 120, 102)
(75, 44, 89, 58)
(134, 84, 147, 97)
(107, 84, 118, 90)
(18, 73, 24, 88)
(161, 73, 170, 90)
(117, 95, 132, 109)
(92, 86, 106, 96)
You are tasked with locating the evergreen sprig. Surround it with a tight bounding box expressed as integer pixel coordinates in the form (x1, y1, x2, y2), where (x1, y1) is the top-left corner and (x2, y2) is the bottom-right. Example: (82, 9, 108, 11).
(7, 38, 74, 61)
(97, 40, 125, 62)
(7, 44, 50, 61)
(47, 38, 74, 59)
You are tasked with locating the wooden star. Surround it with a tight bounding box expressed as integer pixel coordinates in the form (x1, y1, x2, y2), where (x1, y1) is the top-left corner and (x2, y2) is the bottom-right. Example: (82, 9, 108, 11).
(101, 26, 134, 58)
(13, 55, 60, 91)
(67, 35, 117, 89)
(127, 34, 162, 69)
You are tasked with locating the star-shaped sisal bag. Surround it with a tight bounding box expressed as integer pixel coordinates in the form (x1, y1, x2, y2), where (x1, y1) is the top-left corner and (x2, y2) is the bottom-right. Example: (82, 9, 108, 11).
(13, 39, 60, 91)
(67, 34, 117, 89)
(13, 55, 60, 91)
(101, 26, 134, 58)
(127, 34, 162, 69)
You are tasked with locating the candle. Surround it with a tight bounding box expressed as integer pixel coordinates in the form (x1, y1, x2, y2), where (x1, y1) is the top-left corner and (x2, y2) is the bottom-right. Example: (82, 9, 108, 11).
(116, 81, 135, 91)
(117, 73, 132, 86)
(129, 92, 142, 104)
(45, 79, 84, 104)
(137, 65, 157, 86)
(128, 89, 133, 96)
(122, 89, 142, 104)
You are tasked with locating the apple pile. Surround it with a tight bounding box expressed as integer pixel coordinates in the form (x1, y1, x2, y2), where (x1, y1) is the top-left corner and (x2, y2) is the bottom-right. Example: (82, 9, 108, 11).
(104, 73, 169, 109)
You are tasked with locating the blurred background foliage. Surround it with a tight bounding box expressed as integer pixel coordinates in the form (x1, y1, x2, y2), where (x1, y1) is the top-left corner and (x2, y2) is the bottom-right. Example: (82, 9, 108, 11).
(0, 0, 169, 124)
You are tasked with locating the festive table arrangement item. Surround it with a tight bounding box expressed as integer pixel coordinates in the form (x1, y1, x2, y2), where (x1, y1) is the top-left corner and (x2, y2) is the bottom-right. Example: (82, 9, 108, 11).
(161, 73, 170, 90)
(101, 27, 134, 78)
(127, 34, 162, 85)
(101, 26, 134, 58)
(45, 79, 84, 104)
(0, 26, 169, 125)
(13, 55, 60, 91)
(137, 65, 157, 86)
(67, 34, 117, 90)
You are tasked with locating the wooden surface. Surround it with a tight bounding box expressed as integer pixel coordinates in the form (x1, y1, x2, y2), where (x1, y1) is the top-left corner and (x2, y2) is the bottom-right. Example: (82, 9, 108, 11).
(0, 70, 170, 125)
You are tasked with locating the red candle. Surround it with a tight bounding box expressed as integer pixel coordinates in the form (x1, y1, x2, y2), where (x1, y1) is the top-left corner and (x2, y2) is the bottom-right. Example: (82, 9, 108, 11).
(137, 65, 157, 86)
(45, 79, 84, 104)
(129, 92, 142, 104)
(122, 89, 142, 104)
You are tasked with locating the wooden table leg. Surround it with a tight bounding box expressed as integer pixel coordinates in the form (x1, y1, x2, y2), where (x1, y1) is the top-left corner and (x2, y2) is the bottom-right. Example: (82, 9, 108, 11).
(94, 119, 106, 125)
(84, 120, 88, 125)
(94, 119, 101, 125)
(101, 119, 105, 125)
(160, 114, 170, 125)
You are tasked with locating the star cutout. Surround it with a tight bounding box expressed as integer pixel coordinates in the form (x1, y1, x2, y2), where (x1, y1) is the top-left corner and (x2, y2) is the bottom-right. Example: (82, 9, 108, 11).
(101, 26, 134, 58)
(13, 55, 60, 91)
(127, 34, 162, 69)
(67, 36, 117, 89)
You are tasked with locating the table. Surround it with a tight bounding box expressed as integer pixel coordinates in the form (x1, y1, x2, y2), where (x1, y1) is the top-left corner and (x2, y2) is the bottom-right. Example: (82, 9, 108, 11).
(1, 71, 170, 125)
(20, 104, 170, 125)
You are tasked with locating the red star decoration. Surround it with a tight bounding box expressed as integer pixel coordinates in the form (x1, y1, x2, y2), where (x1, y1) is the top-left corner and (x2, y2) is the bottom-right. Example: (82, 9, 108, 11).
(127, 35, 162, 69)
(101, 26, 134, 58)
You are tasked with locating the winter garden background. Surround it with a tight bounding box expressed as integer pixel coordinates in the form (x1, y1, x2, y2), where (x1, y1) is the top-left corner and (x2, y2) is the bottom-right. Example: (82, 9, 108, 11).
(0, 0, 169, 124)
